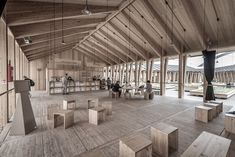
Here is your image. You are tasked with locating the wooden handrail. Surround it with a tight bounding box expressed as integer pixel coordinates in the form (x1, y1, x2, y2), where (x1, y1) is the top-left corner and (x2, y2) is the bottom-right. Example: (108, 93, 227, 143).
(0, 88, 14, 96)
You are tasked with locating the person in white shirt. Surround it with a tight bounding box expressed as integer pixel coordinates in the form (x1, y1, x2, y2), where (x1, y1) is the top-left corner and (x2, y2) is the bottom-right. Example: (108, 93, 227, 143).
(61, 73, 68, 95)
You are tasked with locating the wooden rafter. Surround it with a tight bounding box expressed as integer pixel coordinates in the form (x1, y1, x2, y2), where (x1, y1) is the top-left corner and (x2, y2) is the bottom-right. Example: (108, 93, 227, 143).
(73, 48, 104, 64)
(6, 1, 118, 26)
(12, 18, 104, 39)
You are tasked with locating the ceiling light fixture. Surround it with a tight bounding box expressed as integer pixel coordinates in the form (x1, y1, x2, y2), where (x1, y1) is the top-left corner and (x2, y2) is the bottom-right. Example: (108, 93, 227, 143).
(82, 0, 92, 15)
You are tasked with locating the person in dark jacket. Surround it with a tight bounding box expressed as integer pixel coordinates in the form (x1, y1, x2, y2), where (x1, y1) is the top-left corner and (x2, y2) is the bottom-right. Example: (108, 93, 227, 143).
(107, 77, 111, 90)
(112, 81, 123, 97)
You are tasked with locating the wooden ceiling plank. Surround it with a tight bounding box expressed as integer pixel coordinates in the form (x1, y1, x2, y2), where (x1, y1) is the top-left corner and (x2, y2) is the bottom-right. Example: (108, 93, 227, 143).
(83, 41, 118, 64)
(73, 48, 104, 64)
(86, 38, 123, 64)
(137, 0, 181, 54)
(180, 0, 207, 50)
(98, 29, 136, 61)
(107, 21, 148, 60)
(90, 35, 127, 62)
(78, 45, 112, 65)
(120, 11, 161, 57)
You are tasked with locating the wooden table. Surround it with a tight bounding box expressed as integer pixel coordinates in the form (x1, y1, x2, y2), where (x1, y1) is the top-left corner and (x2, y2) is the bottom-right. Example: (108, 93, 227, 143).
(181, 131, 231, 157)
(119, 134, 152, 157)
(89, 107, 106, 125)
(151, 123, 178, 157)
(53, 110, 74, 129)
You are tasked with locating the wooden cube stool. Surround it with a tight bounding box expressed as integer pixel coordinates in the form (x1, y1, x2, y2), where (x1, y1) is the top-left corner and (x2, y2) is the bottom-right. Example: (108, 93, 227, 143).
(144, 92, 150, 100)
(53, 110, 74, 129)
(89, 107, 106, 125)
(102, 101, 112, 115)
(151, 123, 178, 157)
(119, 134, 152, 157)
(124, 92, 132, 99)
(63, 99, 76, 110)
(225, 106, 235, 134)
(149, 92, 154, 100)
(195, 106, 213, 123)
(209, 100, 223, 113)
(88, 98, 99, 109)
(80, 150, 105, 157)
(47, 104, 61, 120)
(204, 103, 220, 116)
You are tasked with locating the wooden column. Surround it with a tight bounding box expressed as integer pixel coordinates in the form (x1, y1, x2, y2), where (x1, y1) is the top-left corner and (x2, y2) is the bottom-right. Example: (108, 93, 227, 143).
(149, 59, 154, 82)
(178, 54, 187, 98)
(118, 64, 121, 81)
(138, 61, 142, 86)
(146, 60, 149, 82)
(106, 66, 109, 79)
(120, 64, 124, 84)
(129, 63, 133, 83)
(160, 57, 168, 96)
(135, 61, 138, 86)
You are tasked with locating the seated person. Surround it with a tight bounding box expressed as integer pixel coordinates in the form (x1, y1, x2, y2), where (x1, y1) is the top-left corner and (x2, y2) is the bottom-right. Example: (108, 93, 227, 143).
(112, 81, 123, 97)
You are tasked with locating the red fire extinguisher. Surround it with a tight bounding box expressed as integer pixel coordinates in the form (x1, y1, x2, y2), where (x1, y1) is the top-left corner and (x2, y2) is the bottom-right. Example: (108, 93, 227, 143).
(7, 60, 13, 82)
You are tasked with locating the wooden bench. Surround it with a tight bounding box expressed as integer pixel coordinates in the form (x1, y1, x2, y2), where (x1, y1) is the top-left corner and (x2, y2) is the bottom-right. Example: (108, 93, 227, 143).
(80, 150, 105, 157)
(63, 99, 76, 110)
(181, 131, 231, 157)
(102, 101, 112, 115)
(195, 106, 213, 123)
(225, 106, 235, 134)
(209, 100, 223, 113)
(89, 107, 106, 125)
(151, 123, 178, 157)
(87, 98, 99, 109)
(53, 110, 74, 129)
(119, 134, 152, 157)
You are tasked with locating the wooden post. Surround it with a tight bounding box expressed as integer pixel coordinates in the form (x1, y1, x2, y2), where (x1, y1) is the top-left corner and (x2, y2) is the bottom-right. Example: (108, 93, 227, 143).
(178, 54, 187, 98)
(149, 59, 154, 82)
(138, 61, 142, 86)
(129, 63, 133, 83)
(118, 64, 121, 81)
(106, 66, 109, 79)
(160, 57, 168, 96)
(135, 61, 138, 86)
(146, 60, 149, 82)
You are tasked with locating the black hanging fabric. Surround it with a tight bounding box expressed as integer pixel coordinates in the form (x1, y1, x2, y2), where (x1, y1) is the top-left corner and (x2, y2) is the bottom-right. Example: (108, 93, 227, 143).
(202, 50, 216, 100)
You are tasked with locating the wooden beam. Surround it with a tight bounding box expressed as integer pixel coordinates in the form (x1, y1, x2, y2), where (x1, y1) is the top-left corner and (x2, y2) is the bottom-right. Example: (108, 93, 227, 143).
(119, 11, 161, 57)
(78, 44, 112, 65)
(98, 29, 136, 61)
(22, 34, 86, 52)
(6, 1, 117, 26)
(12, 18, 104, 39)
(107, 21, 148, 60)
(89, 36, 126, 62)
(76, 0, 137, 48)
(19, 27, 94, 46)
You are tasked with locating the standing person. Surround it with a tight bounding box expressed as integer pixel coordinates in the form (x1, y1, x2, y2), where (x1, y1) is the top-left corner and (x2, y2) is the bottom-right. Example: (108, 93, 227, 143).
(61, 73, 68, 95)
(112, 81, 123, 98)
(107, 77, 111, 90)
